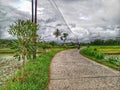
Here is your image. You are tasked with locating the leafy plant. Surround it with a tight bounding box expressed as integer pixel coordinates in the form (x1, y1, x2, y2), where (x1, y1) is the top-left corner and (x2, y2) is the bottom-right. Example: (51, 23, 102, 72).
(8, 20, 38, 79)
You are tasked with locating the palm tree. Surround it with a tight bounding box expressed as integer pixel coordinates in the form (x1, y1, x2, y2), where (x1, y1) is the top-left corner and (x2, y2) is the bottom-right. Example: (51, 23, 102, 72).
(53, 29, 61, 42)
(61, 33, 68, 44)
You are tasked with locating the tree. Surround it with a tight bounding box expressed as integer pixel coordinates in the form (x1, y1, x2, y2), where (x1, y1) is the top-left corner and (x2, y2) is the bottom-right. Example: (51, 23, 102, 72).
(0, 26, 3, 38)
(61, 33, 68, 44)
(8, 20, 38, 79)
(53, 29, 61, 42)
(91, 39, 104, 45)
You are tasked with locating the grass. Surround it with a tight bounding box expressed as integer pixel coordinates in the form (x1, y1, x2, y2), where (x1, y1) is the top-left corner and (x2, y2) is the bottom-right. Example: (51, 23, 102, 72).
(89, 46, 120, 53)
(81, 48, 105, 59)
(0, 48, 15, 54)
(1, 45, 119, 90)
(0, 48, 64, 90)
(89, 45, 120, 49)
(80, 47, 120, 71)
(108, 56, 120, 66)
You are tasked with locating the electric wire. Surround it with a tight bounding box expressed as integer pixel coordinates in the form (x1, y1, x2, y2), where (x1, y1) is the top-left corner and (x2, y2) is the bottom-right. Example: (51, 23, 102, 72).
(47, 0, 76, 36)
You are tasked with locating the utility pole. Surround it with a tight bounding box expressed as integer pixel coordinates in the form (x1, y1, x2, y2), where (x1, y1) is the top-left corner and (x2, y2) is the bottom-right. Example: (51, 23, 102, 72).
(32, 0, 34, 22)
(33, 0, 37, 59)
(35, 0, 37, 23)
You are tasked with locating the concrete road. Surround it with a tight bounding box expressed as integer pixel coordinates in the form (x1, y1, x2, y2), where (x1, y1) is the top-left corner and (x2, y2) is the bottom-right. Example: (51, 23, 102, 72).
(49, 49, 120, 90)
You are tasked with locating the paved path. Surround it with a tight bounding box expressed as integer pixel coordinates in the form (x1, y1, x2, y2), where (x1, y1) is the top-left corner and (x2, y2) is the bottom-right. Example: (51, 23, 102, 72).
(49, 49, 120, 90)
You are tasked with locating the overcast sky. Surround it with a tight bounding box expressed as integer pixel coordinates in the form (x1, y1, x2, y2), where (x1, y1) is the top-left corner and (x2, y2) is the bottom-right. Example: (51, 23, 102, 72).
(56, 0, 120, 27)
(0, 0, 120, 42)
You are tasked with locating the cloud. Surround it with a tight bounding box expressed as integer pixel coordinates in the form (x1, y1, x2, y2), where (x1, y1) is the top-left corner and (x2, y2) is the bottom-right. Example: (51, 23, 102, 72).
(0, 0, 62, 37)
(55, 0, 120, 27)
(0, 0, 120, 42)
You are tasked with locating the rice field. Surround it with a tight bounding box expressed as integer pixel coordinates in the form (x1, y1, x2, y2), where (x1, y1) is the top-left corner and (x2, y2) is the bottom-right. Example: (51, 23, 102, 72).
(88, 46, 120, 55)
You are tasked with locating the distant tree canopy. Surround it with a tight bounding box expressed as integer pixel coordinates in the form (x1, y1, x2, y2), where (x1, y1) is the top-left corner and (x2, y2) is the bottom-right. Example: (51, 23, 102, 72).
(1, 38, 120, 47)
(89, 39, 120, 45)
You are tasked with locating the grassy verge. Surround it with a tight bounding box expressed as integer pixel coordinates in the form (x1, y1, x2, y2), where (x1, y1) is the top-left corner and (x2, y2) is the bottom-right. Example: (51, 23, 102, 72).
(80, 48, 120, 71)
(89, 46, 120, 53)
(0, 48, 15, 54)
(0, 48, 64, 90)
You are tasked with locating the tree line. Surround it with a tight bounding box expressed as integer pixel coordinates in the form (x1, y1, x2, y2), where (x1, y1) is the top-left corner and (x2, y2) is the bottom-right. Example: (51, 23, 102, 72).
(1, 38, 120, 48)
(88, 39, 120, 45)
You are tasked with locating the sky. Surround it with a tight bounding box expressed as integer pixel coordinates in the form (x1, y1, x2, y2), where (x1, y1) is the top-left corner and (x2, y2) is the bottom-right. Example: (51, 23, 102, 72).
(0, 0, 120, 42)
(56, 0, 120, 27)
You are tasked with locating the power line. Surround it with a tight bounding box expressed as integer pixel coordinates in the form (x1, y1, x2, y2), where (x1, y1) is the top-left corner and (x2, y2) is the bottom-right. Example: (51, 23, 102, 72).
(47, 0, 76, 36)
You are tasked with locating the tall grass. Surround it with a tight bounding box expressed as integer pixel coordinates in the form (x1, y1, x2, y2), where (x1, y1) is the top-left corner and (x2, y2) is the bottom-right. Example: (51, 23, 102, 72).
(108, 56, 120, 66)
(89, 46, 120, 53)
(81, 47, 120, 71)
(82, 48, 105, 59)
(0, 48, 64, 90)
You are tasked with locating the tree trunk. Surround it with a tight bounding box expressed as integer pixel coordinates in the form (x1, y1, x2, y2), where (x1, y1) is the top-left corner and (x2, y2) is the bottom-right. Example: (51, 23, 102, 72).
(57, 37, 59, 43)
(21, 55, 25, 79)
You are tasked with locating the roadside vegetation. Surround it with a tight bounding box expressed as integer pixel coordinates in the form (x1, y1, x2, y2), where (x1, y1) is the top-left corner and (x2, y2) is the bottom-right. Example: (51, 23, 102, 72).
(81, 47, 105, 60)
(0, 48, 64, 90)
(80, 46, 120, 71)
(0, 39, 75, 90)
(0, 34, 75, 90)
(87, 46, 120, 54)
